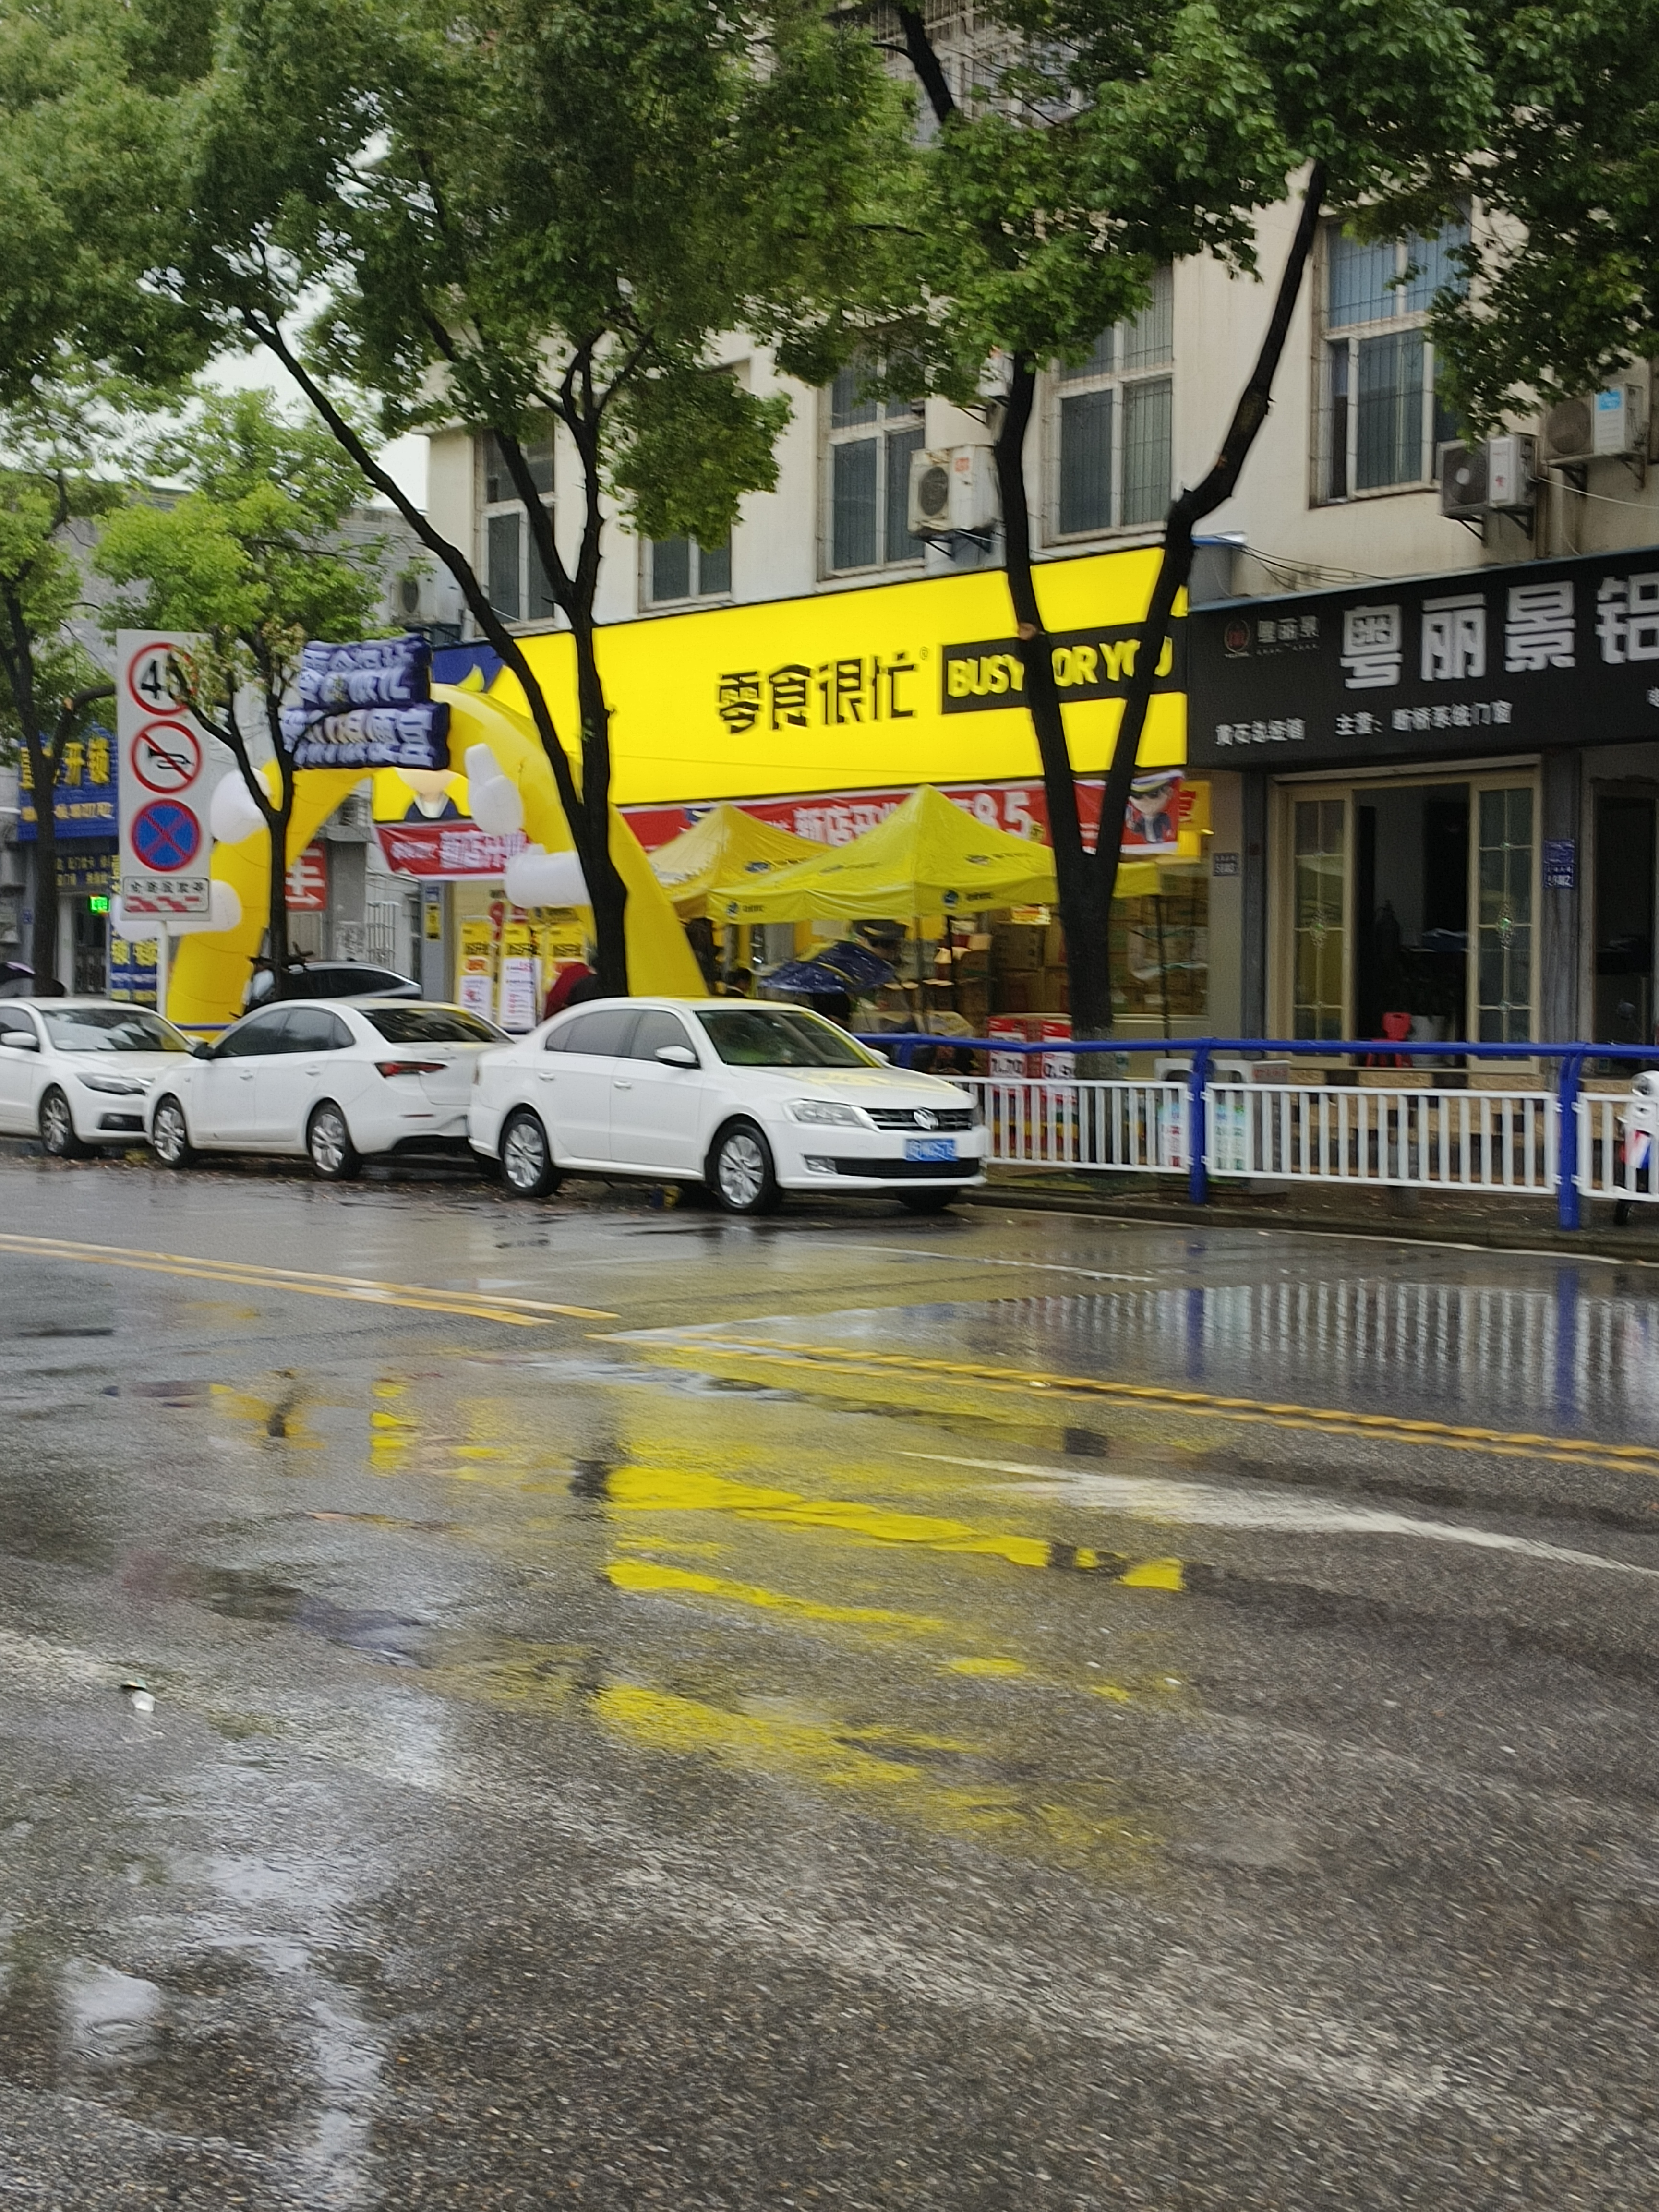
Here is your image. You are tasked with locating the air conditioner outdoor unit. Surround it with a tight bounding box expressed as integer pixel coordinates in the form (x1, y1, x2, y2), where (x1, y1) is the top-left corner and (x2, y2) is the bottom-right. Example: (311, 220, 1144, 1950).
(907, 445, 998, 539)
(1439, 433, 1535, 519)
(1544, 382, 1647, 465)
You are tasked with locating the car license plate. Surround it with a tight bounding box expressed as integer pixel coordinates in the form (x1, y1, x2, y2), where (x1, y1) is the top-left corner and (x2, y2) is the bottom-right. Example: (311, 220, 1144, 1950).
(905, 1136, 957, 1162)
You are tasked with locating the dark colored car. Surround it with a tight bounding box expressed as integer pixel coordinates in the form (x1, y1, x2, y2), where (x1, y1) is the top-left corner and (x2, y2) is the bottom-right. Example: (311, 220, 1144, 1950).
(245, 961, 421, 1009)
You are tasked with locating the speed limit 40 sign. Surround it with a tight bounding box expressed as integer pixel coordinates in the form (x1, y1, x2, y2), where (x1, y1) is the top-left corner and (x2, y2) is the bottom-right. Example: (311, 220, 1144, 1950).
(117, 632, 219, 917)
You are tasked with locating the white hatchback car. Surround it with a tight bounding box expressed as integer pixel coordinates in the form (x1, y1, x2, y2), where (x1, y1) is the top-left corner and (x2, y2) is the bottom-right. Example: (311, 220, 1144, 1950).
(469, 998, 986, 1214)
(0, 998, 197, 1155)
(147, 999, 506, 1179)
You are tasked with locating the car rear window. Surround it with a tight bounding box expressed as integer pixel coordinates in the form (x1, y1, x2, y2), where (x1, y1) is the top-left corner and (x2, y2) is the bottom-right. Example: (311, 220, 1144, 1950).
(316, 967, 413, 998)
(366, 1007, 504, 1044)
(553, 1009, 639, 1058)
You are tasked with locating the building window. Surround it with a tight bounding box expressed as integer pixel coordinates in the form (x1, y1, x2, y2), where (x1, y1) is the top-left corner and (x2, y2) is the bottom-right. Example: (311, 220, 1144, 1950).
(1318, 220, 1466, 502)
(824, 363, 925, 575)
(646, 535, 732, 606)
(1109, 867, 1209, 1028)
(1052, 267, 1174, 539)
(480, 428, 555, 624)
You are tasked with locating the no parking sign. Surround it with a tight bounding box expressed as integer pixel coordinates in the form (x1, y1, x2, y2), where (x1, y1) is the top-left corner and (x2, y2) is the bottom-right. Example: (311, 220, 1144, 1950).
(117, 633, 218, 915)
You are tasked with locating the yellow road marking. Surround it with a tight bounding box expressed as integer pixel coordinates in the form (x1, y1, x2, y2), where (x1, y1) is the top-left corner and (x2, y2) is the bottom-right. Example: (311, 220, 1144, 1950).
(0, 1231, 615, 1327)
(605, 1329, 1659, 1472)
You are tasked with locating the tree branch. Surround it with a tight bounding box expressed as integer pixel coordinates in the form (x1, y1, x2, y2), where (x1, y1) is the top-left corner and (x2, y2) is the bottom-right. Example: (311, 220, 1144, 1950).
(896, 6, 955, 127)
(1092, 163, 1328, 924)
(244, 310, 589, 842)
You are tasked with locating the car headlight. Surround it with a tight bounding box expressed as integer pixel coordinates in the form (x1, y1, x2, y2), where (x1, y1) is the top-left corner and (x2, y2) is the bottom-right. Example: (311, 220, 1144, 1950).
(785, 1098, 866, 1126)
(74, 1071, 150, 1096)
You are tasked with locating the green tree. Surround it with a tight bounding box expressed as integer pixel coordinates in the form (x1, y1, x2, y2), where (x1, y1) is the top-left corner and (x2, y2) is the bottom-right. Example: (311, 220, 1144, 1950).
(890, 0, 1491, 1033)
(158, 0, 914, 993)
(0, 410, 120, 991)
(94, 387, 388, 997)
(1402, 0, 1659, 430)
(0, 0, 212, 403)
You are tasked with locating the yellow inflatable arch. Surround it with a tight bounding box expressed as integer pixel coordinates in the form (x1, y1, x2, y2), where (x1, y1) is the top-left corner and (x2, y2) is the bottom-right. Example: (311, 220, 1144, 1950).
(167, 682, 705, 1028)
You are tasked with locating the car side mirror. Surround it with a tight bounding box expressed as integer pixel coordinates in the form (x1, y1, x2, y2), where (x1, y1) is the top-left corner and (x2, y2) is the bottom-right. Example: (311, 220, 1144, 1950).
(189, 1040, 216, 1060)
(655, 1045, 699, 1069)
(0, 1031, 39, 1051)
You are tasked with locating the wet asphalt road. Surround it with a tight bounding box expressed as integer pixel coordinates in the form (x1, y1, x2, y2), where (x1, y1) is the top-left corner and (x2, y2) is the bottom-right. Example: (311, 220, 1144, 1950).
(3, 1155, 1659, 2210)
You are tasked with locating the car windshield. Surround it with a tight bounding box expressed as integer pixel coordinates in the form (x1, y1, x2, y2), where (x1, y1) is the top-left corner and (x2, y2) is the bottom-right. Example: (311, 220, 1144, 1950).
(40, 1007, 189, 1053)
(365, 1006, 504, 1045)
(696, 1007, 878, 1069)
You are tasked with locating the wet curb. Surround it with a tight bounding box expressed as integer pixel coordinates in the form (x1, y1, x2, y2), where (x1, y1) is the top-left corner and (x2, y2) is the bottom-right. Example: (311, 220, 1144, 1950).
(967, 1178, 1659, 1268)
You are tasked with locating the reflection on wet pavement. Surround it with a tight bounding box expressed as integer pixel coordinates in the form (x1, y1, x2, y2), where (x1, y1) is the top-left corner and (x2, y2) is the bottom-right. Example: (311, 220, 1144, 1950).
(2, 1162, 1659, 2205)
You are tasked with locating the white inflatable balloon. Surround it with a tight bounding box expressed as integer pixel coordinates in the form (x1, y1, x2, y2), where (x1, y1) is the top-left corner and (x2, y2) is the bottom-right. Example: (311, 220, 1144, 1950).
(504, 845, 589, 910)
(469, 774, 525, 837)
(209, 772, 265, 846)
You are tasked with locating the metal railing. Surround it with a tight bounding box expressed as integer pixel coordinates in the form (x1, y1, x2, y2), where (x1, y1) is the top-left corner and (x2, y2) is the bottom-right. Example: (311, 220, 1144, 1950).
(862, 1034, 1659, 1231)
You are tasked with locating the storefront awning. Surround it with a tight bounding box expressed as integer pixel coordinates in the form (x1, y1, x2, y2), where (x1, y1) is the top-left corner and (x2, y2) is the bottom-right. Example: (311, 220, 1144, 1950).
(710, 786, 1058, 922)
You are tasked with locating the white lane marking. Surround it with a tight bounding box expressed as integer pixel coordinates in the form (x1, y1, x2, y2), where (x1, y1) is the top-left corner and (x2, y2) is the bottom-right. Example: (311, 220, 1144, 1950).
(903, 1452, 1659, 1576)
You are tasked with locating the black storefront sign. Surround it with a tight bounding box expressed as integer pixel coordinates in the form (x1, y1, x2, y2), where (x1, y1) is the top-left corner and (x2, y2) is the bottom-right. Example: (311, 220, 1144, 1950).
(1187, 544, 1659, 770)
(941, 622, 1183, 714)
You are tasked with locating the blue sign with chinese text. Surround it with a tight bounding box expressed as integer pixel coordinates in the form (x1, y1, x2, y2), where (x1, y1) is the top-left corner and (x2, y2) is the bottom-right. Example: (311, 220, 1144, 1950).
(17, 723, 119, 841)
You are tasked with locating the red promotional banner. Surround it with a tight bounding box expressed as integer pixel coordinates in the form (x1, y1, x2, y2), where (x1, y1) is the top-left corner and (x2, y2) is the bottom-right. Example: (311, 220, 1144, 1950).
(620, 775, 1202, 857)
(375, 778, 1205, 879)
(285, 843, 329, 912)
(376, 822, 529, 878)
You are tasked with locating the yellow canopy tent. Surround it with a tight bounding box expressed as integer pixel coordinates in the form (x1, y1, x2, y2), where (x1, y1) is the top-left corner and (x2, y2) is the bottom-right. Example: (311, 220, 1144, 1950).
(649, 803, 823, 920)
(710, 785, 1058, 925)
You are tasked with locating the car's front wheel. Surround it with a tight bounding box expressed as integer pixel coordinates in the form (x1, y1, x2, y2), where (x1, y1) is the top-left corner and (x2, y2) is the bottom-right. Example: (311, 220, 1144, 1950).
(39, 1086, 88, 1159)
(709, 1120, 780, 1215)
(306, 1101, 361, 1181)
(150, 1095, 195, 1169)
(500, 1109, 561, 1199)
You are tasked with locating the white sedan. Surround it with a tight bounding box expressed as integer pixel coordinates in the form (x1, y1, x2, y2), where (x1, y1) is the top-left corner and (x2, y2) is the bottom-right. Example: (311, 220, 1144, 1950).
(146, 1000, 506, 1179)
(469, 998, 986, 1214)
(0, 999, 197, 1155)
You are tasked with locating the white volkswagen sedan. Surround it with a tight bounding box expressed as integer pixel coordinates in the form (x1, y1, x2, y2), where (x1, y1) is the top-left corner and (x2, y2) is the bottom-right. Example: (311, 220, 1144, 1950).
(147, 1000, 506, 1179)
(469, 998, 986, 1214)
(0, 999, 197, 1155)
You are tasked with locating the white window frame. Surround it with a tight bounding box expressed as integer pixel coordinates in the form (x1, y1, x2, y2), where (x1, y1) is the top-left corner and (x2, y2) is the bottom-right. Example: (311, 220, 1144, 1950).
(642, 534, 733, 610)
(477, 428, 556, 628)
(821, 360, 926, 579)
(1314, 222, 1466, 505)
(1045, 267, 1174, 546)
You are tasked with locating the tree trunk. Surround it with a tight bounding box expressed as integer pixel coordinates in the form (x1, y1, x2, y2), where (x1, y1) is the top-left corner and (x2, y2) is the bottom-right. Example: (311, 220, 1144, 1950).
(248, 320, 612, 982)
(1091, 166, 1328, 937)
(264, 803, 292, 998)
(568, 608, 629, 994)
(1, 593, 60, 993)
(28, 738, 60, 992)
(993, 357, 1113, 1035)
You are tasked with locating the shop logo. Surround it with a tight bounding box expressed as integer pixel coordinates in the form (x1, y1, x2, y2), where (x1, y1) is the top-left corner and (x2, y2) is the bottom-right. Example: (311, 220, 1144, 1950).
(1223, 618, 1252, 657)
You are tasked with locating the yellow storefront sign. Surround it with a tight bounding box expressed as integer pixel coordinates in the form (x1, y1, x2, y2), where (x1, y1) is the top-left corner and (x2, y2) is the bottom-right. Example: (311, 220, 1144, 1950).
(487, 546, 1185, 808)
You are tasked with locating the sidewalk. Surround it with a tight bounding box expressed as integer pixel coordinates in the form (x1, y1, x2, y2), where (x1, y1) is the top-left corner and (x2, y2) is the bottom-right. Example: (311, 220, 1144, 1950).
(971, 1166, 1659, 1264)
